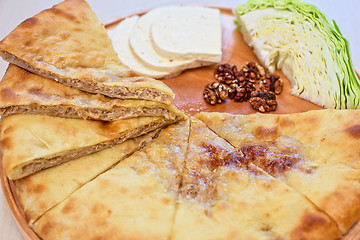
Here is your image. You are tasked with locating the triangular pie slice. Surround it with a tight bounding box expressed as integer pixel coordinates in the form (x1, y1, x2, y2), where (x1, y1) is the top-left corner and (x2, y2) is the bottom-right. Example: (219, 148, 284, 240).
(196, 109, 360, 233)
(0, 0, 174, 104)
(13, 129, 159, 225)
(172, 118, 340, 239)
(0, 64, 179, 120)
(1, 113, 180, 179)
(33, 119, 190, 240)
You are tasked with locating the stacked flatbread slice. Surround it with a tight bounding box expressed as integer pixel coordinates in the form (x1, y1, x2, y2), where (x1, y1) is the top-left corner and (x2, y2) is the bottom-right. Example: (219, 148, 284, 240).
(0, 64, 179, 121)
(0, 0, 183, 180)
(1, 114, 177, 180)
(30, 116, 343, 239)
(13, 129, 160, 224)
(0, 0, 174, 104)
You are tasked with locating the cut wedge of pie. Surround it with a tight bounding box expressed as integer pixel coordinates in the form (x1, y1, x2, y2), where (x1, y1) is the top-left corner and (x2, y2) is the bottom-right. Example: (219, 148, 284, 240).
(1, 113, 180, 179)
(0, 0, 174, 104)
(196, 109, 360, 233)
(172, 118, 340, 239)
(0, 64, 180, 120)
(13, 129, 159, 224)
(33, 119, 190, 240)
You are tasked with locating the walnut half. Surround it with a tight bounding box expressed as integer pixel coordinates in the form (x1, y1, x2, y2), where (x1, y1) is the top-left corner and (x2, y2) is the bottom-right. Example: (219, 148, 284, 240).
(203, 82, 229, 105)
(259, 73, 283, 95)
(249, 91, 277, 112)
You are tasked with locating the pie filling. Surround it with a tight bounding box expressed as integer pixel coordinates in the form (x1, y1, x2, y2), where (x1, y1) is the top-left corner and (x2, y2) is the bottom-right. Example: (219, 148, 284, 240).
(0, 104, 177, 121)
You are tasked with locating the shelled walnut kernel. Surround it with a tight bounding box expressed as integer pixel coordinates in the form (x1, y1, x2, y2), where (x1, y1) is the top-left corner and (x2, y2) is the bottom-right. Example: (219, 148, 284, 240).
(203, 62, 282, 113)
(259, 73, 283, 95)
(249, 91, 277, 112)
(214, 63, 238, 84)
(203, 82, 229, 105)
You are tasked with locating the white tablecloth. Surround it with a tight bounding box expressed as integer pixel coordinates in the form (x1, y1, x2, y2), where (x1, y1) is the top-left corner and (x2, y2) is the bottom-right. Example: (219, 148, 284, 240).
(0, 0, 359, 239)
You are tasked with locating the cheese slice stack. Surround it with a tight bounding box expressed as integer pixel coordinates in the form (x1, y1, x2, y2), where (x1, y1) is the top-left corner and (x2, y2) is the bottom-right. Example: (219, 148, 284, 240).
(111, 6, 222, 79)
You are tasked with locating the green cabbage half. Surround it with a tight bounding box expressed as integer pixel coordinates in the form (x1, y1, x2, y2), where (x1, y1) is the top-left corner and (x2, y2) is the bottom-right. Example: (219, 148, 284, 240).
(234, 0, 360, 109)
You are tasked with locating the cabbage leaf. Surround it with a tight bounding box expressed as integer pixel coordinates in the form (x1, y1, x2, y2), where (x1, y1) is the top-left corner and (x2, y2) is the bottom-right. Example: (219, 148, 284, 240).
(234, 0, 360, 109)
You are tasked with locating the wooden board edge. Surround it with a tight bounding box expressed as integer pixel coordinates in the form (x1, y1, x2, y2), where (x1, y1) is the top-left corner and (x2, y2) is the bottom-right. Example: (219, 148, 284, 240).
(0, 160, 41, 240)
(0, 4, 359, 240)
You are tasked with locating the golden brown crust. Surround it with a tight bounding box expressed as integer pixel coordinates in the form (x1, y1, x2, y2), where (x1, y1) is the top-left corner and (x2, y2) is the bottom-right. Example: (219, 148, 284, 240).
(0, 0, 174, 104)
(33, 120, 190, 240)
(13, 114, 342, 239)
(1, 114, 177, 180)
(13, 130, 160, 224)
(290, 211, 342, 239)
(172, 117, 340, 240)
(196, 109, 360, 233)
(0, 64, 180, 120)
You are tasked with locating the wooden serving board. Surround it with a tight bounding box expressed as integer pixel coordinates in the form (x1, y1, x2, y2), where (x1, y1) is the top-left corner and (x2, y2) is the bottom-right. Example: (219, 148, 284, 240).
(1, 6, 360, 240)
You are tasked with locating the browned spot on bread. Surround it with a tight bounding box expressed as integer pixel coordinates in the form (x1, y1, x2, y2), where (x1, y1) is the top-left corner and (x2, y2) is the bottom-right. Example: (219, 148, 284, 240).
(61, 198, 76, 214)
(118, 187, 127, 194)
(127, 71, 139, 78)
(20, 17, 38, 28)
(279, 117, 295, 128)
(91, 203, 105, 214)
(260, 224, 272, 232)
(260, 181, 272, 190)
(0, 137, 12, 149)
(203, 208, 211, 217)
(38, 201, 48, 214)
(290, 212, 332, 239)
(90, 237, 103, 240)
(29, 183, 45, 194)
(97, 179, 111, 190)
(39, 219, 55, 237)
(345, 125, 360, 139)
(2, 125, 15, 134)
(97, 121, 118, 136)
(305, 116, 319, 124)
(161, 197, 171, 205)
(24, 40, 33, 47)
(46, 8, 78, 23)
(0, 88, 17, 100)
(252, 126, 278, 141)
(41, 27, 51, 36)
(320, 185, 360, 232)
(59, 32, 70, 40)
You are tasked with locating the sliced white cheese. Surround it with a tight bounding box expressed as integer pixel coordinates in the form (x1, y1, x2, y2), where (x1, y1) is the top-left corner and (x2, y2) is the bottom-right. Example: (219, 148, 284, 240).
(111, 16, 180, 79)
(129, 7, 211, 72)
(151, 6, 222, 62)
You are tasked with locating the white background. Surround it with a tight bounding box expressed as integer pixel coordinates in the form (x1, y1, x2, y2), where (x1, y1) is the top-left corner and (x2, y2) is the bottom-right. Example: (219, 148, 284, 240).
(0, 0, 359, 239)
